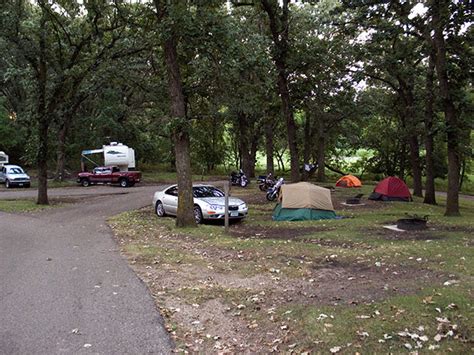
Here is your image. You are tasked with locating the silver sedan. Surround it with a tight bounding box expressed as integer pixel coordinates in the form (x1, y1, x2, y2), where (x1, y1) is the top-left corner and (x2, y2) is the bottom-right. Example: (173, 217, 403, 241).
(152, 184, 248, 224)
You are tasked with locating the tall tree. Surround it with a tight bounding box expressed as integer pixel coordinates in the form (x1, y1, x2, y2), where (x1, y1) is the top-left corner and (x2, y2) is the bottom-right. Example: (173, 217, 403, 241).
(423, 49, 438, 205)
(0, 1, 130, 203)
(431, 0, 463, 216)
(153, 0, 196, 227)
(260, 0, 300, 182)
(289, 2, 358, 181)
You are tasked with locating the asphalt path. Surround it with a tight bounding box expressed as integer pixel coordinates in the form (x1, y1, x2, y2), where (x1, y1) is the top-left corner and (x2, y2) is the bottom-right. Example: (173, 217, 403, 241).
(0, 185, 173, 354)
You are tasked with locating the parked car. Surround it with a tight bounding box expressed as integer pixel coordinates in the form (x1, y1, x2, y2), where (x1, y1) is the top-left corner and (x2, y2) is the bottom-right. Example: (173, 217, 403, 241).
(153, 184, 248, 224)
(0, 164, 31, 188)
(77, 166, 141, 187)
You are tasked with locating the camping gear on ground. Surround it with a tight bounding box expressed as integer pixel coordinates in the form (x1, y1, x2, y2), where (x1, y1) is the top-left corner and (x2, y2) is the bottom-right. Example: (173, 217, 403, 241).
(301, 162, 318, 174)
(266, 177, 284, 201)
(396, 214, 428, 231)
(272, 182, 337, 221)
(230, 169, 249, 187)
(336, 175, 362, 188)
(346, 193, 364, 205)
(258, 173, 277, 191)
(369, 176, 412, 202)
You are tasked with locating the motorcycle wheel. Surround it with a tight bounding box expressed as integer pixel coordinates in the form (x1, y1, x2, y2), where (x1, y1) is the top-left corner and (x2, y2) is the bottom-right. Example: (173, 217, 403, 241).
(240, 179, 249, 187)
(266, 191, 277, 201)
(258, 183, 267, 192)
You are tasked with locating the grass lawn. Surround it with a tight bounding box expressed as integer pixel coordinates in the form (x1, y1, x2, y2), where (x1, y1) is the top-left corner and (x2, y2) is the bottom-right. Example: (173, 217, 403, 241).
(0, 199, 53, 212)
(109, 184, 473, 353)
(0, 198, 71, 212)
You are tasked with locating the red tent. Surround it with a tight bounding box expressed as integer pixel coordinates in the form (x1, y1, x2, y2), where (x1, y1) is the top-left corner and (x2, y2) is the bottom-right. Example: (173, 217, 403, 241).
(369, 176, 412, 202)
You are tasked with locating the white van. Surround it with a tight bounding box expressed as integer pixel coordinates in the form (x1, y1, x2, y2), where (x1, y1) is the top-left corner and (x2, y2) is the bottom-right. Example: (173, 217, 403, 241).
(0, 165, 31, 188)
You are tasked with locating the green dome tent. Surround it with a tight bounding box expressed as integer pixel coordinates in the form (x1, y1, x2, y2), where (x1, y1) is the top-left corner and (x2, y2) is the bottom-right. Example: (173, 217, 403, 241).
(272, 182, 337, 221)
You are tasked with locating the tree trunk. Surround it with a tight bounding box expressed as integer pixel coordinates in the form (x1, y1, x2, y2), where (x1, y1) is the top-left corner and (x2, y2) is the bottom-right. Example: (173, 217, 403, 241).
(408, 134, 423, 197)
(432, 0, 460, 216)
(173, 129, 195, 227)
(459, 158, 466, 190)
(261, 0, 299, 182)
(238, 113, 253, 177)
(249, 137, 258, 178)
(315, 119, 326, 182)
(37, 117, 49, 205)
(302, 112, 312, 181)
(316, 137, 326, 182)
(399, 143, 406, 180)
(276, 65, 299, 182)
(400, 83, 423, 197)
(275, 150, 285, 172)
(162, 21, 195, 227)
(326, 164, 347, 176)
(423, 51, 437, 205)
(265, 120, 274, 175)
(169, 139, 176, 171)
(36, 5, 48, 205)
(55, 121, 69, 181)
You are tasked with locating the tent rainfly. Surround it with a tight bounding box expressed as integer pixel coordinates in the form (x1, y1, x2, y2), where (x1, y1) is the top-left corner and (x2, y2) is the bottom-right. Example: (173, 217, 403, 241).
(369, 176, 412, 202)
(272, 182, 337, 221)
(335, 175, 362, 188)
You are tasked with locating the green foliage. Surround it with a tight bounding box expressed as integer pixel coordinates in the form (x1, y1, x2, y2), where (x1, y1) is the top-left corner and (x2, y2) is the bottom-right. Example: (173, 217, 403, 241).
(0, 0, 471, 201)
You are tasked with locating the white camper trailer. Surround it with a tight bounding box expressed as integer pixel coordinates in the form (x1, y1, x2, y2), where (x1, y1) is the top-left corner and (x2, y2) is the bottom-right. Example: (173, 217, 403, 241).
(0, 151, 8, 166)
(81, 142, 136, 172)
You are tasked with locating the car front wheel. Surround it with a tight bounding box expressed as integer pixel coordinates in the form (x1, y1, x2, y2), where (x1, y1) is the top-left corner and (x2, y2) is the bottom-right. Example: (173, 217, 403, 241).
(119, 178, 129, 188)
(193, 205, 203, 224)
(5, 180, 11, 188)
(155, 201, 166, 217)
(81, 178, 90, 187)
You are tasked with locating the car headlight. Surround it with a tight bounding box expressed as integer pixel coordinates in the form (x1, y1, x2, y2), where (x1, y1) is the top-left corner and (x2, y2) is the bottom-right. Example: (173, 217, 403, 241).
(239, 203, 247, 210)
(209, 204, 225, 211)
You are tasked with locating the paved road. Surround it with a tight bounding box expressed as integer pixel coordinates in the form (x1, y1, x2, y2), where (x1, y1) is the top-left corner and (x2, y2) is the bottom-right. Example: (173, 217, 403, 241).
(0, 185, 139, 200)
(0, 185, 173, 354)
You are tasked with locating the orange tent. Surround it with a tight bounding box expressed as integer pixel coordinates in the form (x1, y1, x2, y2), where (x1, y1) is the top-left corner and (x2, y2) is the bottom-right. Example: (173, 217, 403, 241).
(335, 175, 362, 188)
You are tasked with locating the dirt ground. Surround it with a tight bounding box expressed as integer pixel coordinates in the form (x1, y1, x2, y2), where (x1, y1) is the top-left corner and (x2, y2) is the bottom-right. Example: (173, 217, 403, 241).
(117, 227, 444, 353)
(110, 199, 449, 353)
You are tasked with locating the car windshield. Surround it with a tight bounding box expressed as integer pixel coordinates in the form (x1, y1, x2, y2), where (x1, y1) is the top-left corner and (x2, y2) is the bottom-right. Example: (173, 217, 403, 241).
(8, 168, 24, 174)
(193, 186, 225, 198)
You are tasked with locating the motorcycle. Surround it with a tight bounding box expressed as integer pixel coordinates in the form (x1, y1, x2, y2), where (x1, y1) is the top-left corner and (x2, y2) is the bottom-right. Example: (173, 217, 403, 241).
(266, 177, 284, 201)
(230, 169, 249, 187)
(257, 173, 276, 192)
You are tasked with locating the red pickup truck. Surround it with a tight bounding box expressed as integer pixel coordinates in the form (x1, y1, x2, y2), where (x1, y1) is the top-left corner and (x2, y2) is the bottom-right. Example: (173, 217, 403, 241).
(77, 166, 141, 187)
